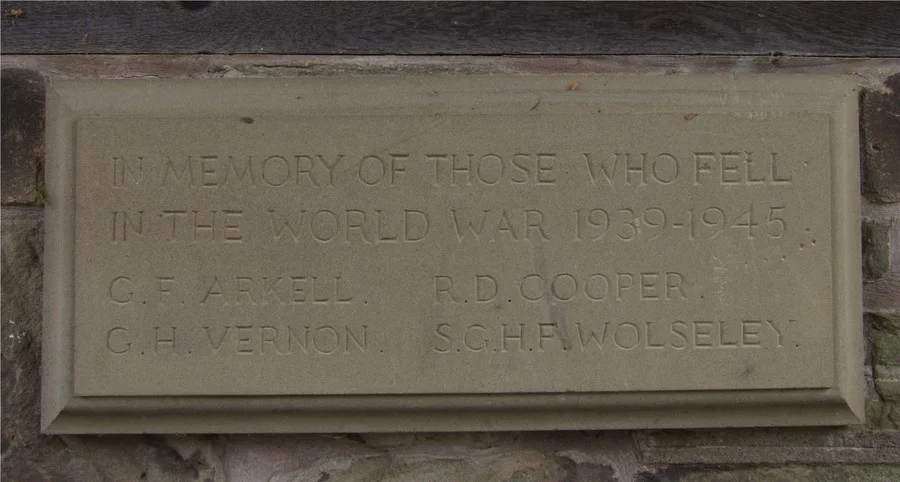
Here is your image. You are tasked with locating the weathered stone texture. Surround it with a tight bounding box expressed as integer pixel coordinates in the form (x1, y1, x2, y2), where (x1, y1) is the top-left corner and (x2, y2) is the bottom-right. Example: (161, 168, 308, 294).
(1, 68, 44, 204)
(873, 314, 900, 366)
(864, 218, 893, 281)
(2, 207, 44, 454)
(871, 313, 900, 428)
(863, 73, 900, 203)
(220, 433, 631, 481)
(862, 202, 900, 315)
(642, 464, 900, 482)
(637, 428, 900, 465)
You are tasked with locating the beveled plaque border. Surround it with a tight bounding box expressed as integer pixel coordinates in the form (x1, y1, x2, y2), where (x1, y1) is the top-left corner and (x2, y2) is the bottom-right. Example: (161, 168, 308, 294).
(42, 76, 863, 433)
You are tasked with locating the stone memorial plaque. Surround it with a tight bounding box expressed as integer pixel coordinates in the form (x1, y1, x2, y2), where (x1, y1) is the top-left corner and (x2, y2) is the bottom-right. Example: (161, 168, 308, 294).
(42, 76, 862, 433)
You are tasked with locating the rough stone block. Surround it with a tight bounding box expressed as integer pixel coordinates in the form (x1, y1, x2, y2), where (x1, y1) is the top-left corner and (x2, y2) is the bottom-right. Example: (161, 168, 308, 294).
(0, 69, 44, 204)
(863, 218, 893, 281)
(220, 432, 630, 482)
(2, 434, 221, 482)
(263, 452, 577, 482)
(862, 73, 900, 203)
(875, 365, 900, 402)
(636, 427, 900, 465)
(872, 314, 900, 366)
(1, 207, 44, 453)
(641, 464, 900, 482)
(862, 204, 900, 313)
(868, 399, 900, 430)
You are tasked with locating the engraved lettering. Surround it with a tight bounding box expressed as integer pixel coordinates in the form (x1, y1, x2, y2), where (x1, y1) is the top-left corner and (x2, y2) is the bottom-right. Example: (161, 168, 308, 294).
(223, 155, 256, 186)
(645, 322, 665, 349)
(404, 210, 429, 242)
(154, 326, 176, 353)
(433, 323, 452, 353)
(260, 326, 283, 354)
(719, 320, 740, 348)
(538, 323, 556, 351)
(317, 154, 344, 186)
(693, 321, 715, 348)
(111, 211, 144, 242)
(766, 319, 788, 347)
(200, 155, 218, 186)
(475, 275, 498, 302)
(670, 321, 689, 349)
(583, 152, 619, 186)
(235, 325, 254, 354)
(261, 155, 290, 187)
(106, 327, 131, 354)
(464, 325, 487, 352)
(501, 323, 525, 352)
(109, 276, 134, 304)
(157, 277, 175, 303)
(313, 326, 339, 354)
(346, 325, 367, 352)
(204, 326, 229, 352)
(576, 322, 608, 350)
(742, 320, 763, 346)
(161, 156, 193, 187)
(112, 156, 144, 186)
(613, 322, 640, 349)
(434, 276, 458, 303)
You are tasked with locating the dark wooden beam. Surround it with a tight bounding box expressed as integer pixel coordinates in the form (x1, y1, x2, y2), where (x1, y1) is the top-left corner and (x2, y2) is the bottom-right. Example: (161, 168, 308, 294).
(1, 1, 898, 56)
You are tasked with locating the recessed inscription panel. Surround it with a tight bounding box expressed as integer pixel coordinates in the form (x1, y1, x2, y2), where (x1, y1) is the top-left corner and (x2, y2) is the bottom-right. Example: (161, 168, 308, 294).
(74, 112, 832, 396)
(43, 77, 863, 431)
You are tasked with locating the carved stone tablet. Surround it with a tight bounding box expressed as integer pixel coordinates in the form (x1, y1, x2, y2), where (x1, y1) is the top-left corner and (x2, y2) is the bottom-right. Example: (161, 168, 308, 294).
(43, 76, 862, 433)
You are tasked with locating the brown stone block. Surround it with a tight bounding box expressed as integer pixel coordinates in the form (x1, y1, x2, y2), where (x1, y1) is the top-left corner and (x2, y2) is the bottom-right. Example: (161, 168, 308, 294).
(862, 73, 900, 203)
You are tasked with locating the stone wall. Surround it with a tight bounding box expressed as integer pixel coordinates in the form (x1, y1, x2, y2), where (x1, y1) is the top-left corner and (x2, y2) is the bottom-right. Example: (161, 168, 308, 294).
(3, 56, 900, 481)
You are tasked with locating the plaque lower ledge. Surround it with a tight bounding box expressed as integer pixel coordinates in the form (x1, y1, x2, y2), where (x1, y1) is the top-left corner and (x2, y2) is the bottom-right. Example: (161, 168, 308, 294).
(42, 392, 864, 434)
